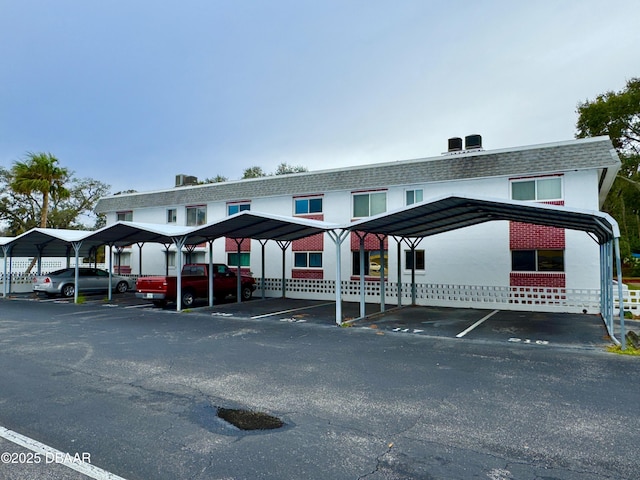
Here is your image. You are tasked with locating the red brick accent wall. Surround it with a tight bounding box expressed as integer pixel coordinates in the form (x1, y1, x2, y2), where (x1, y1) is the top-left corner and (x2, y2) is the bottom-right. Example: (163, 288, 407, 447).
(351, 231, 388, 251)
(225, 237, 251, 251)
(293, 233, 324, 251)
(509, 223, 565, 250)
(295, 214, 324, 221)
(510, 272, 565, 288)
(292, 269, 324, 279)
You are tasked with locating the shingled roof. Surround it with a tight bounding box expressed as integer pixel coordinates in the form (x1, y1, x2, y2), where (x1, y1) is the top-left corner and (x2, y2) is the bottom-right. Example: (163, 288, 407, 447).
(95, 136, 620, 214)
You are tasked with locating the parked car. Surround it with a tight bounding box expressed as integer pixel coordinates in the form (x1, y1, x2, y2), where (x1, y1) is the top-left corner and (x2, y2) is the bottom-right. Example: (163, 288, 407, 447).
(33, 268, 133, 298)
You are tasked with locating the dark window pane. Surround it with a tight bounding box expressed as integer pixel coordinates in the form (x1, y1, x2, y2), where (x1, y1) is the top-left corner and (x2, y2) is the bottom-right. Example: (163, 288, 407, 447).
(309, 253, 322, 267)
(538, 250, 564, 271)
(512, 250, 536, 271)
(309, 198, 322, 213)
(294, 199, 308, 215)
(294, 252, 307, 268)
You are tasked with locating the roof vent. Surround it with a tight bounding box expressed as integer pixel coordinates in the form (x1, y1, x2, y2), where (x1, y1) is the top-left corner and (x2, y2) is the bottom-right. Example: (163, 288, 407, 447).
(447, 137, 463, 152)
(465, 134, 482, 150)
(175, 174, 198, 187)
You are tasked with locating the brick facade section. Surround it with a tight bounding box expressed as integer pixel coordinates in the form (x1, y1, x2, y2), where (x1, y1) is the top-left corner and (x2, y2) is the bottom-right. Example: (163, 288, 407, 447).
(292, 269, 324, 279)
(509, 223, 565, 250)
(351, 232, 388, 251)
(225, 237, 251, 251)
(510, 272, 566, 288)
(293, 233, 324, 251)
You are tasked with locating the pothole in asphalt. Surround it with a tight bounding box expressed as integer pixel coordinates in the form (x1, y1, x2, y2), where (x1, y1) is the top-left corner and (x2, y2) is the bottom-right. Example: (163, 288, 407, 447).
(189, 402, 287, 436)
(217, 408, 284, 430)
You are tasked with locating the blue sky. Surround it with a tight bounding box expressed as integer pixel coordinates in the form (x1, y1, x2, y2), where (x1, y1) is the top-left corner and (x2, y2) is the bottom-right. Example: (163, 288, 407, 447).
(1, 0, 638, 194)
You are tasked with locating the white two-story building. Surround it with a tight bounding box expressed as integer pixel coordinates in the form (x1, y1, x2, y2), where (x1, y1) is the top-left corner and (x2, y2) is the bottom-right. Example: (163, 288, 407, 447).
(94, 136, 620, 311)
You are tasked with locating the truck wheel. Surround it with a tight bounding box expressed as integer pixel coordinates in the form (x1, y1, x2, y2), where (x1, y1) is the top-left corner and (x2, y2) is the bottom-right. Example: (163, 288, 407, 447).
(241, 285, 253, 301)
(153, 300, 167, 308)
(181, 290, 195, 307)
(61, 284, 75, 298)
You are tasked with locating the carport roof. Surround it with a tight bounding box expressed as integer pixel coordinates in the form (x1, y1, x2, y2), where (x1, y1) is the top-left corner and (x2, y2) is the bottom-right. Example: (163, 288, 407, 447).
(186, 211, 340, 243)
(87, 221, 193, 246)
(1, 228, 100, 257)
(348, 194, 619, 244)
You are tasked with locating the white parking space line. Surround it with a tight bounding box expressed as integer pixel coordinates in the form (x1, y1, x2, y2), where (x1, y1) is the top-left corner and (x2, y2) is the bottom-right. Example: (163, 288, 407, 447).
(455, 310, 500, 338)
(0, 425, 130, 480)
(251, 302, 335, 319)
(123, 304, 154, 309)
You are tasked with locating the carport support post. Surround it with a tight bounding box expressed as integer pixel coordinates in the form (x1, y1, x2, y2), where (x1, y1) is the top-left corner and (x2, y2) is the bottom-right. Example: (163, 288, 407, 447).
(71, 241, 82, 304)
(359, 234, 366, 318)
(107, 245, 113, 302)
(614, 237, 626, 350)
(36, 244, 44, 275)
(2, 245, 11, 298)
(232, 238, 245, 303)
(173, 236, 187, 312)
(208, 240, 214, 307)
(276, 240, 291, 299)
(396, 238, 402, 308)
(328, 230, 349, 326)
(137, 242, 144, 277)
(259, 239, 268, 300)
(378, 235, 386, 313)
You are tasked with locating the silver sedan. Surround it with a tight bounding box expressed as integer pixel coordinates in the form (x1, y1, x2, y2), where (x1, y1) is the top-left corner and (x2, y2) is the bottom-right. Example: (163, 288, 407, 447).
(33, 267, 132, 298)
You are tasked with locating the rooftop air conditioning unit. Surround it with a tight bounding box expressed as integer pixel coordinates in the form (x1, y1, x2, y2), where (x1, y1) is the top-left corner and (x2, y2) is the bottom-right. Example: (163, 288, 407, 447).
(175, 174, 198, 187)
(465, 134, 482, 150)
(448, 137, 463, 152)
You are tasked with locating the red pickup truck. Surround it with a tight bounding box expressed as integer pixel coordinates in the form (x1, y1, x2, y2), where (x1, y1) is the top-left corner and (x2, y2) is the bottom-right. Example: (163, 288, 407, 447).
(135, 263, 257, 307)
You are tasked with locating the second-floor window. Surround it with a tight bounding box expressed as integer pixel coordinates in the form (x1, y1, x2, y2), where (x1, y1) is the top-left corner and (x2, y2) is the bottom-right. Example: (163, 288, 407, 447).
(186, 205, 206, 226)
(294, 197, 323, 215)
(228, 202, 251, 215)
(353, 191, 386, 218)
(511, 177, 562, 201)
(406, 189, 423, 206)
(117, 211, 132, 222)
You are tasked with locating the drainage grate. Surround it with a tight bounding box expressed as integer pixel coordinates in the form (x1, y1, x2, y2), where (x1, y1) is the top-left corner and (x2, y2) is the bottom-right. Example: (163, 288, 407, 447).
(217, 408, 284, 431)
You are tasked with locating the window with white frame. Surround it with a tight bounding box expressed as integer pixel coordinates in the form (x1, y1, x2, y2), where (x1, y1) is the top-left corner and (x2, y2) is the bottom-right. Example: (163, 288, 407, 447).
(405, 189, 423, 206)
(511, 177, 562, 201)
(166, 252, 176, 268)
(352, 191, 387, 218)
(167, 208, 177, 223)
(117, 211, 132, 222)
(294, 197, 323, 215)
(294, 252, 323, 268)
(186, 205, 206, 226)
(227, 202, 251, 216)
(404, 249, 425, 271)
(511, 250, 564, 272)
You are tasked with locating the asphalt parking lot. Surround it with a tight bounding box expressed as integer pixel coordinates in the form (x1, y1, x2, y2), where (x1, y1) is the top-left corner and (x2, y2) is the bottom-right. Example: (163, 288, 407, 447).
(17, 290, 625, 349)
(1, 294, 639, 479)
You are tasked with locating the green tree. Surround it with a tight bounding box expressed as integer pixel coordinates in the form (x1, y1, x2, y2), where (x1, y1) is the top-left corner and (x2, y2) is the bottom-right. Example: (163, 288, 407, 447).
(10, 152, 70, 229)
(242, 166, 266, 179)
(199, 175, 228, 184)
(0, 155, 110, 235)
(576, 77, 640, 265)
(274, 162, 308, 175)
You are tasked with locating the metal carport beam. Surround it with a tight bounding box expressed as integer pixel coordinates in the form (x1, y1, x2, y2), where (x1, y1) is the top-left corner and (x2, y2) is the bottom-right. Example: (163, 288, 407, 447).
(327, 229, 349, 325)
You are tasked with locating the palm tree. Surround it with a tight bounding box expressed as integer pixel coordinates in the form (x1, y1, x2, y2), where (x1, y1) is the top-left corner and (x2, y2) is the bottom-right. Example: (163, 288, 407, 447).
(11, 152, 70, 229)
(10, 152, 70, 273)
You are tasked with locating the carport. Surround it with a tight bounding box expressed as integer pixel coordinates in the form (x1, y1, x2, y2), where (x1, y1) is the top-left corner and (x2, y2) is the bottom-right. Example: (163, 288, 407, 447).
(184, 211, 341, 312)
(346, 194, 626, 348)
